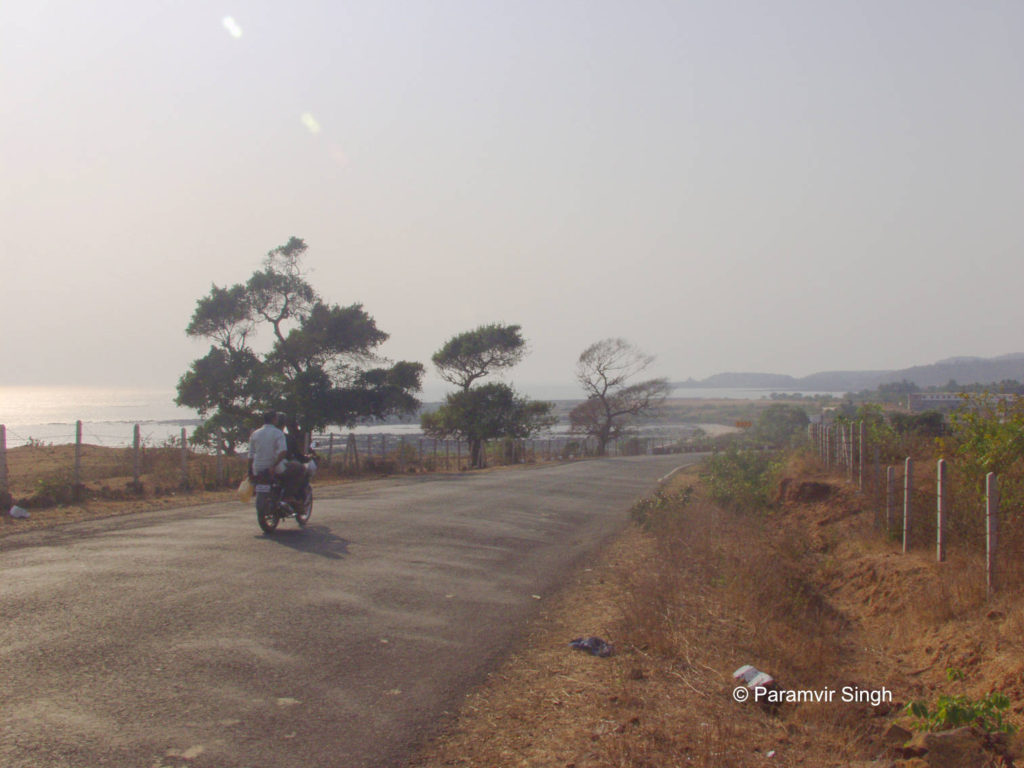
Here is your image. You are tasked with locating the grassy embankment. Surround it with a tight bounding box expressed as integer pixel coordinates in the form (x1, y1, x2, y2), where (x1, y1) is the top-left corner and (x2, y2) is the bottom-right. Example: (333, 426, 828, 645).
(412, 445, 1024, 767)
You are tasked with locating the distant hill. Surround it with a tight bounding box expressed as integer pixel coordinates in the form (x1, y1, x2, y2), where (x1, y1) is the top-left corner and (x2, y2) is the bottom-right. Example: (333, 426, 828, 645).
(674, 354, 1024, 393)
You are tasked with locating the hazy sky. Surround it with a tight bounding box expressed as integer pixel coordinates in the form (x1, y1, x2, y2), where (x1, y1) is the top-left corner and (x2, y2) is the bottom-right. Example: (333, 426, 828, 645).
(3, 1, 1022, 399)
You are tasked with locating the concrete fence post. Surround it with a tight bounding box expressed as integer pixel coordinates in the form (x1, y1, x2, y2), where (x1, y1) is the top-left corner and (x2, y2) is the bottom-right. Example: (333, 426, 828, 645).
(873, 446, 880, 503)
(987, 472, 999, 597)
(0, 424, 7, 493)
(847, 424, 854, 483)
(180, 427, 188, 489)
(74, 420, 83, 492)
(859, 421, 865, 492)
(902, 457, 913, 553)
(216, 428, 224, 486)
(133, 424, 141, 486)
(886, 465, 895, 533)
(936, 459, 947, 563)
(348, 434, 360, 471)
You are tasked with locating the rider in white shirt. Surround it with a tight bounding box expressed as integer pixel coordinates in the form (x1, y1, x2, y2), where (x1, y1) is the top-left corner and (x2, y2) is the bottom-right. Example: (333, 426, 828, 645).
(248, 412, 288, 478)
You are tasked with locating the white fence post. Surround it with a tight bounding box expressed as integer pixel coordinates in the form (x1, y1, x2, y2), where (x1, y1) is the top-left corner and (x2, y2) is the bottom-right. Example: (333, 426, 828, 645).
(936, 459, 947, 563)
(903, 457, 913, 553)
(858, 421, 865, 492)
(987, 472, 999, 597)
(886, 465, 895, 534)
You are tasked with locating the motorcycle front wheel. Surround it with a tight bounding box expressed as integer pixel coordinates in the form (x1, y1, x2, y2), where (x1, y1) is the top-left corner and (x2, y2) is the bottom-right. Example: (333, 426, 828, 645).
(296, 486, 313, 527)
(256, 492, 280, 533)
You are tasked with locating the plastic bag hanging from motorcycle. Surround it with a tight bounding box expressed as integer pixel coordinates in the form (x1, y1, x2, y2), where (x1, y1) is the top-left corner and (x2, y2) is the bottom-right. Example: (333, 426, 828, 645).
(237, 477, 254, 503)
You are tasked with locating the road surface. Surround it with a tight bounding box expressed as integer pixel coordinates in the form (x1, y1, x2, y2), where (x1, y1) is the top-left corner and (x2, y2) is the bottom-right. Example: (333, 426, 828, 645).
(0, 454, 699, 768)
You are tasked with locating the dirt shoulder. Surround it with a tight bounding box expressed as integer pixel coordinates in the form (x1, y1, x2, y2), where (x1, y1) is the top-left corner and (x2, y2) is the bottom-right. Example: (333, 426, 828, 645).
(0, 443, 570, 538)
(411, 462, 1024, 768)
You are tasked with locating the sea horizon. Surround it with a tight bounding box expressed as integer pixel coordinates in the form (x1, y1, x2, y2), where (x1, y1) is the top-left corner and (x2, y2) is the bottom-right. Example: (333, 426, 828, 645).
(0, 383, 835, 449)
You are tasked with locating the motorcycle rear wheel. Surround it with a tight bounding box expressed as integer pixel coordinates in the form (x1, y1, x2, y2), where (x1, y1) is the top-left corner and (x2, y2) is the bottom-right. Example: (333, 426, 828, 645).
(256, 493, 279, 533)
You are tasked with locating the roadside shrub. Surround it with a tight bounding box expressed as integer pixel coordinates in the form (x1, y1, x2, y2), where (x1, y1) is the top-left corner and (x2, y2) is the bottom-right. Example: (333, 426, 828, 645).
(700, 445, 780, 513)
(629, 485, 694, 531)
(906, 669, 1015, 734)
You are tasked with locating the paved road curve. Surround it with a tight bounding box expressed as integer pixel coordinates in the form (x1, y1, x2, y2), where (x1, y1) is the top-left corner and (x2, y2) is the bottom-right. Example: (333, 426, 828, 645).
(0, 455, 699, 768)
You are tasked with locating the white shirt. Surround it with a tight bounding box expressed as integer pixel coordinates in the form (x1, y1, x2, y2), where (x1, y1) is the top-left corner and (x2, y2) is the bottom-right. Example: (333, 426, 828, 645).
(248, 423, 287, 473)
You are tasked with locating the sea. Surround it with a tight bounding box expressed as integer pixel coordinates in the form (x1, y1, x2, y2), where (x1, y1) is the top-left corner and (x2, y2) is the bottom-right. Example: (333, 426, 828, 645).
(0, 385, 841, 449)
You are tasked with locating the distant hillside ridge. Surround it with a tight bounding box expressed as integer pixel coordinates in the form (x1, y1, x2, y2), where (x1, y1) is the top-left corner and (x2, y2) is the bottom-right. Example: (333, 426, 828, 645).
(674, 354, 1024, 392)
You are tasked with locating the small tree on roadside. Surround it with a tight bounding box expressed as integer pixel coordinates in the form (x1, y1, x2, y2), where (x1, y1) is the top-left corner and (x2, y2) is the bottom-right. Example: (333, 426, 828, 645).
(421, 383, 555, 467)
(422, 323, 550, 467)
(570, 338, 671, 456)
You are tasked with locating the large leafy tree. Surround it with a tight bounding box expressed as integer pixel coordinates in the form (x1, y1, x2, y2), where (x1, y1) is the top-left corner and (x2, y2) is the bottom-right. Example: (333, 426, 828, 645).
(570, 338, 671, 455)
(422, 323, 551, 467)
(177, 237, 423, 453)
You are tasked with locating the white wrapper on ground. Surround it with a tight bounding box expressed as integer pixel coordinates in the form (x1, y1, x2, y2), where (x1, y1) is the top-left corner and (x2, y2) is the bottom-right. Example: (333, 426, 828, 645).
(733, 664, 775, 689)
(9, 506, 29, 519)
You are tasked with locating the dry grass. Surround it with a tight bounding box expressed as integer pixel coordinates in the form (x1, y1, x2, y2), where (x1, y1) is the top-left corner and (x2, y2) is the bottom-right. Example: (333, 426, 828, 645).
(414, 452, 1024, 767)
(413, 470, 881, 768)
(0, 442, 572, 538)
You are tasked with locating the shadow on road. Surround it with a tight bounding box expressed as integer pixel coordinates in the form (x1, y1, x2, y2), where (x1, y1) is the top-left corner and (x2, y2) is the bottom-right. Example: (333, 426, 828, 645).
(256, 524, 351, 560)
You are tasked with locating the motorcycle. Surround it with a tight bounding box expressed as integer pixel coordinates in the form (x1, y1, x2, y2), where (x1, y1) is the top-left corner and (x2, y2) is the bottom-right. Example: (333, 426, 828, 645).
(253, 459, 316, 533)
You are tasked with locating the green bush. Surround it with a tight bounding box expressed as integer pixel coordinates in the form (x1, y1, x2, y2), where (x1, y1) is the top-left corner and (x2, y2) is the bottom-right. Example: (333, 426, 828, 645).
(700, 445, 779, 513)
(905, 668, 1015, 734)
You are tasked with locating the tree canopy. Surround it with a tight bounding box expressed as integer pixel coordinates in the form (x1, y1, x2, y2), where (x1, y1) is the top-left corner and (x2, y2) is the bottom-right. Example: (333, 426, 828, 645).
(751, 403, 810, 447)
(431, 323, 526, 391)
(176, 238, 423, 453)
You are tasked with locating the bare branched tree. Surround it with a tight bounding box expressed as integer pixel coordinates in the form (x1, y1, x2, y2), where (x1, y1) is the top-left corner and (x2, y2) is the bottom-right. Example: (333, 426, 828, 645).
(571, 338, 671, 455)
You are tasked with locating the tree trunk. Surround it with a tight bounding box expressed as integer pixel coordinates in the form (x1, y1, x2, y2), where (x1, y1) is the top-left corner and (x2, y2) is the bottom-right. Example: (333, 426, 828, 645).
(470, 439, 485, 469)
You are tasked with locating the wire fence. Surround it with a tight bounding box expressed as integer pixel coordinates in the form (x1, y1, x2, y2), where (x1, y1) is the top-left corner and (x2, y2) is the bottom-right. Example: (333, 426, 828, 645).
(0, 421, 703, 511)
(810, 421, 1021, 597)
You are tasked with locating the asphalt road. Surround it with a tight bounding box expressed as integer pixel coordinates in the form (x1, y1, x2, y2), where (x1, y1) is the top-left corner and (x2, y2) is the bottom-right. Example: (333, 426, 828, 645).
(0, 454, 700, 768)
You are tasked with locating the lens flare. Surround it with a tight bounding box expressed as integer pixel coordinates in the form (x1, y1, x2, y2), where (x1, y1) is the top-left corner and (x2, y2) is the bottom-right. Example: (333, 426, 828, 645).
(301, 113, 322, 134)
(222, 17, 243, 38)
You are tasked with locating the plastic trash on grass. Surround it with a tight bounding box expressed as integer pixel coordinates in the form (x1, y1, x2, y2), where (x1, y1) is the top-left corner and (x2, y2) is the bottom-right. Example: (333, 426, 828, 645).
(569, 636, 614, 657)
